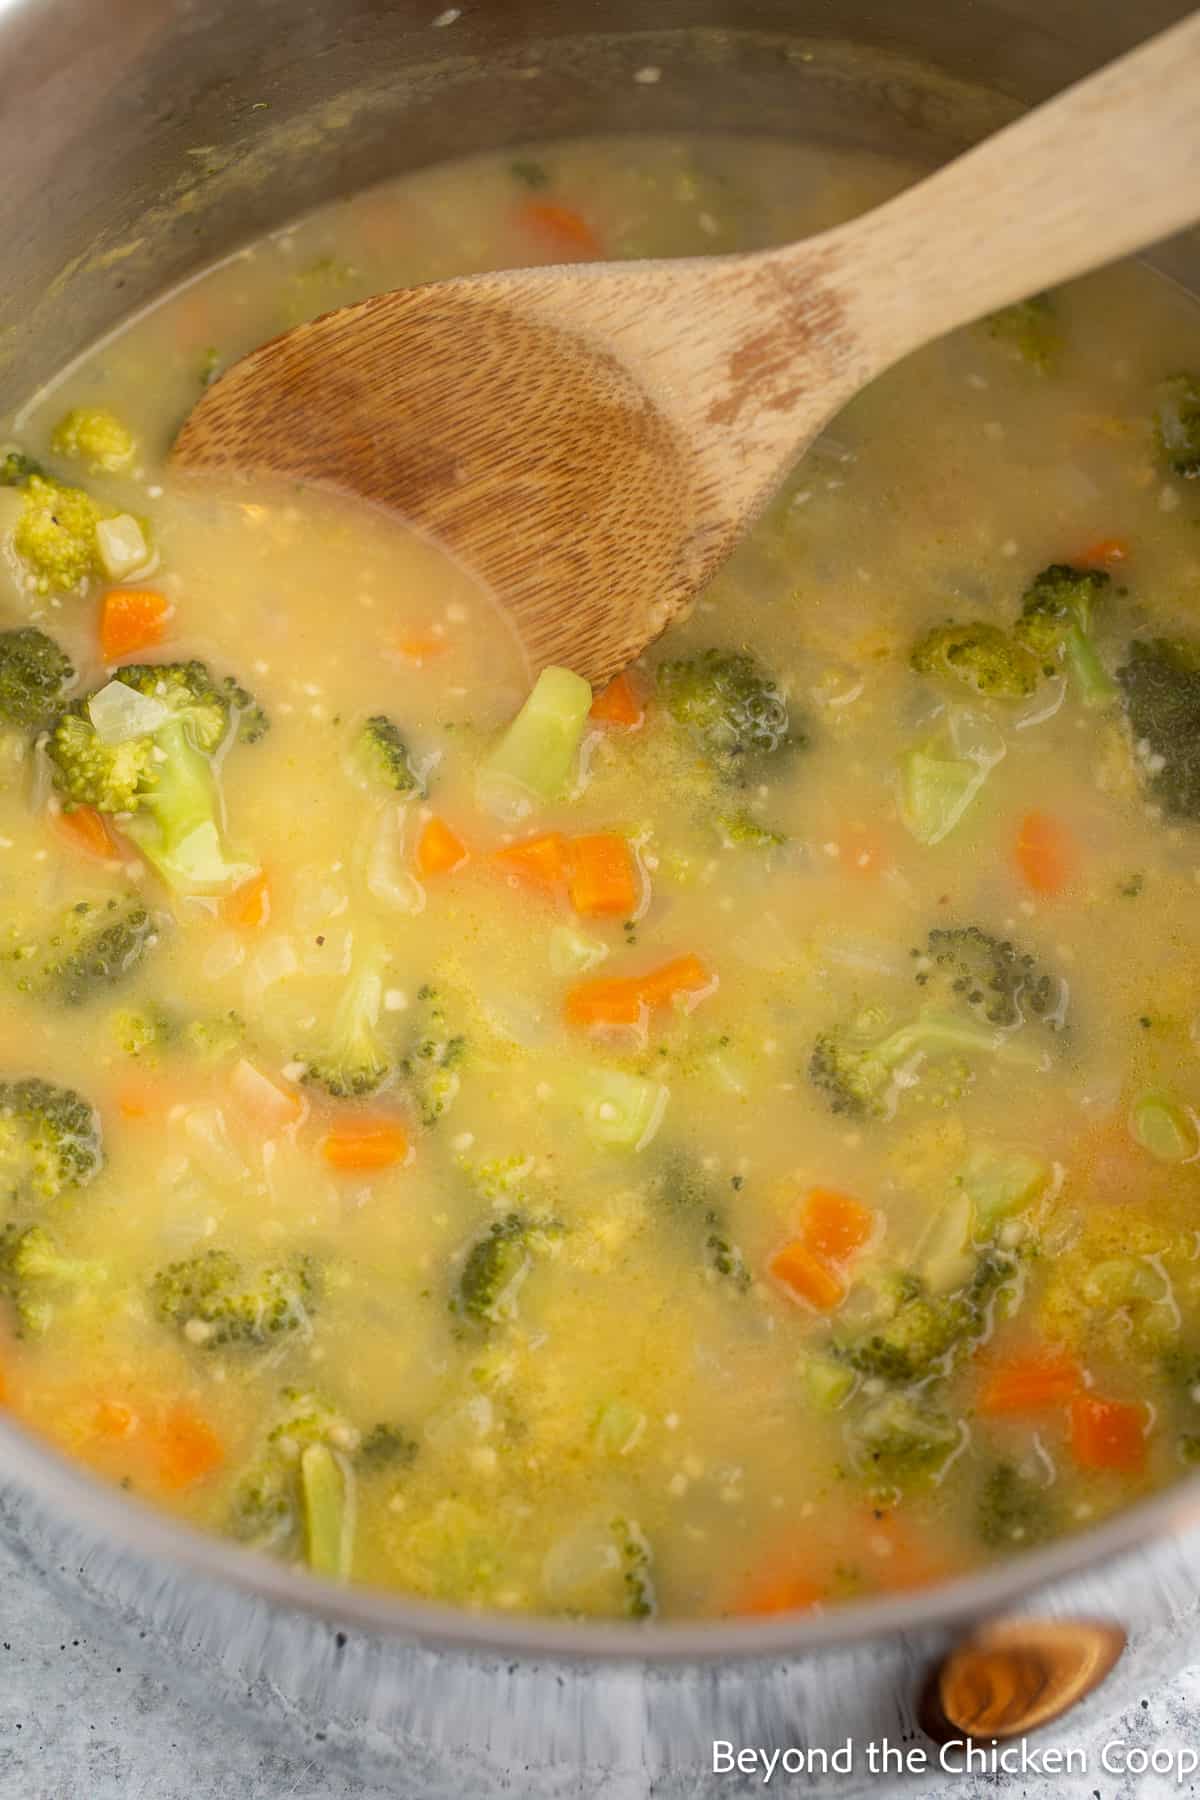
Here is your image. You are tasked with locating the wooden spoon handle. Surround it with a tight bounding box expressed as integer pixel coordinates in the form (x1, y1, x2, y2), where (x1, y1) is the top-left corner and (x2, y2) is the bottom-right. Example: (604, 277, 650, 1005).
(804, 9, 1200, 376)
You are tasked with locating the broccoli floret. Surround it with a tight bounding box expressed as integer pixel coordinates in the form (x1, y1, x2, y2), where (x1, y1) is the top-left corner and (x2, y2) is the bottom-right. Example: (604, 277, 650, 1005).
(10, 474, 118, 596)
(0, 1221, 106, 1337)
(977, 1461, 1057, 1550)
(453, 1213, 534, 1327)
(809, 1006, 1040, 1120)
(0, 450, 43, 487)
(401, 985, 465, 1126)
(834, 1251, 1016, 1385)
(1117, 636, 1200, 821)
(714, 810, 786, 849)
(916, 925, 1064, 1030)
(151, 1247, 319, 1348)
(231, 1387, 358, 1554)
(612, 1517, 656, 1619)
(47, 662, 267, 894)
(910, 621, 1039, 699)
(656, 648, 800, 774)
(358, 1422, 418, 1471)
(1155, 373, 1200, 479)
(184, 1010, 246, 1063)
(0, 1077, 102, 1209)
(852, 1392, 961, 1483)
(0, 627, 73, 728)
(4, 898, 158, 1007)
(49, 407, 136, 475)
(301, 946, 393, 1099)
(355, 714, 425, 796)
(1014, 564, 1115, 708)
(982, 294, 1059, 371)
(654, 1156, 750, 1290)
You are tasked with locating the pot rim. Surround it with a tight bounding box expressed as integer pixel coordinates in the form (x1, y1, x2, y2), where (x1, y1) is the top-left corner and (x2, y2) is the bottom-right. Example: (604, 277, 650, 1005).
(3, 1410, 1195, 1661)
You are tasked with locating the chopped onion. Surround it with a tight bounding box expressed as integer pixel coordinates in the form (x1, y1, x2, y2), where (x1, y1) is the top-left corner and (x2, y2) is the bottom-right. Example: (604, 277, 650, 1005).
(96, 513, 155, 581)
(88, 679, 168, 744)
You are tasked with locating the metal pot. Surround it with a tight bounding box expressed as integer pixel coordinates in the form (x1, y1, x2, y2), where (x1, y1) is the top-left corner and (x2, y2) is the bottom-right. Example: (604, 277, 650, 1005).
(0, 2, 1197, 1791)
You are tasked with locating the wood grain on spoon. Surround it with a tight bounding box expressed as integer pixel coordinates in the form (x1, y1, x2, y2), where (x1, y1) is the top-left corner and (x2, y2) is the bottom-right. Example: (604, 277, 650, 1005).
(174, 13, 1200, 686)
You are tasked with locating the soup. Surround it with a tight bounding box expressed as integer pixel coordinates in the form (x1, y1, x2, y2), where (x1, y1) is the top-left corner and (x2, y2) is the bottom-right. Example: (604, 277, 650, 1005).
(0, 134, 1197, 1620)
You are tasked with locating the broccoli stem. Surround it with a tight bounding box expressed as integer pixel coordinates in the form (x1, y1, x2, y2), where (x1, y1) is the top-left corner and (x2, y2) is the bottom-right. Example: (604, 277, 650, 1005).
(300, 1443, 352, 1579)
(897, 748, 986, 845)
(477, 667, 592, 820)
(1063, 622, 1118, 709)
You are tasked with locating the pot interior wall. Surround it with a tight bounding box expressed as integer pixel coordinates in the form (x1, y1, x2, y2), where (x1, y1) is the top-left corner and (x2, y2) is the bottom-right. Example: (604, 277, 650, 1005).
(0, 0, 1194, 408)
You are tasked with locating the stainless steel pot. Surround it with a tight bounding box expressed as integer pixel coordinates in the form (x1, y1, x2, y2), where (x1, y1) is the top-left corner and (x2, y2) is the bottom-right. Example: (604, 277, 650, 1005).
(0, 3, 1197, 1791)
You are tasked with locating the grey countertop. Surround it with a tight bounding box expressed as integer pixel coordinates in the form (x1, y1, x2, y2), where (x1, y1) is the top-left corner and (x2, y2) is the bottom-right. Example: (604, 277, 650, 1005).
(3, 1533, 1200, 1800)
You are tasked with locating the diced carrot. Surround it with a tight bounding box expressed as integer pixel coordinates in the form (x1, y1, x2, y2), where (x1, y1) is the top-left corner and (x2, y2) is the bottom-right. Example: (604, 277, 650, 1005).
(1014, 809, 1077, 897)
(156, 1404, 224, 1490)
(564, 954, 715, 1030)
(321, 1118, 410, 1172)
(978, 1348, 1083, 1416)
(94, 1399, 140, 1441)
(229, 1058, 303, 1131)
(738, 1571, 825, 1616)
(589, 672, 644, 729)
(517, 199, 603, 260)
(55, 806, 117, 861)
(1069, 1393, 1146, 1473)
(394, 634, 448, 664)
(491, 831, 569, 893)
(567, 833, 638, 918)
(768, 1240, 846, 1313)
(99, 587, 173, 662)
(637, 954, 715, 1011)
(114, 1078, 165, 1121)
(835, 828, 888, 878)
(863, 1508, 960, 1593)
(416, 817, 469, 877)
(219, 869, 271, 929)
(802, 1188, 875, 1264)
(1074, 536, 1130, 568)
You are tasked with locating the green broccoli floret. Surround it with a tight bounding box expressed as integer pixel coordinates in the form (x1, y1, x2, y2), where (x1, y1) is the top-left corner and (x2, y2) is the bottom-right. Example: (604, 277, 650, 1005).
(10, 474, 119, 596)
(1014, 564, 1116, 708)
(613, 1517, 657, 1619)
(358, 1422, 418, 1471)
(1155, 373, 1200, 479)
(355, 714, 425, 795)
(656, 648, 800, 775)
(47, 662, 268, 894)
(1117, 637, 1200, 821)
(49, 407, 136, 475)
(401, 985, 465, 1126)
(0, 1221, 105, 1336)
(977, 1461, 1057, 1550)
(982, 294, 1060, 371)
(301, 945, 393, 1099)
(654, 1156, 750, 1290)
(834, 1251, 1016, 1385)
(453, 1212, 534, 1327)
(910, 621, 1039, 699)
(0, 1077, 102, 1209)
(852, 1392, 961, 1484)
(151, 1247, 319, 1348)
(231, 1387, 357, 1558)
(809, 1007, 1040, 1120)
(0, 627, 73, 728)
(0, 450, 43, 487)
(714, 810, 786, 849)
(915, 925, 1064, 1030)
(184, 1010, 246, 1063)
(3, 898, 158, 1007)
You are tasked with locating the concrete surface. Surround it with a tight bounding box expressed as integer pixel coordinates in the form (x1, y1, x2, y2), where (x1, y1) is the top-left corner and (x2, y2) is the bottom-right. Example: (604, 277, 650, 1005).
(3, 1534, 1200, 1799)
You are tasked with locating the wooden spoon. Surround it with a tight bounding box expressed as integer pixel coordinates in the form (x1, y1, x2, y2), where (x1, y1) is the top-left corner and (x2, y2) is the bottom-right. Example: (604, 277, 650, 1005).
(174, 14, 1200, 687)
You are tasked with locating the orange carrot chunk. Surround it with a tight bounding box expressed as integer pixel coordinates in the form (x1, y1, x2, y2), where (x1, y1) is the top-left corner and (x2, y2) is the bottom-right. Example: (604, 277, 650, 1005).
(517, 199, 603, 259)
(802, 1188, 875, 1263)
(99, 588, 173, 662)
(636, 954, 714, 1010)
(768, 1240, 846, 1313)
(979, 1349, 1082, 1416)
(394, 634, 448, 664)
(589, 672, 644, 729)
(565, 954, 715, 1029)
(157, 1404, 224, 1490)
(55, 805, 117, 861)
(322, 1118, 409, 1172)
(416, 817, 469, 877)
(1014, 809, 1076, 897)
(219, 869, 271, 929)
(491, 831, 569, 892)
(567, 833, 638, 918)
(1074, 536, 1130, 568)
(1069, 1393, 1145, 1473)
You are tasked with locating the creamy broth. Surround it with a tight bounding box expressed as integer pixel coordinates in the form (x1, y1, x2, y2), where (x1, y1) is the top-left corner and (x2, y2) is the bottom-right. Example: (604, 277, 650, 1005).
(0, 135, 1196, 1619)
